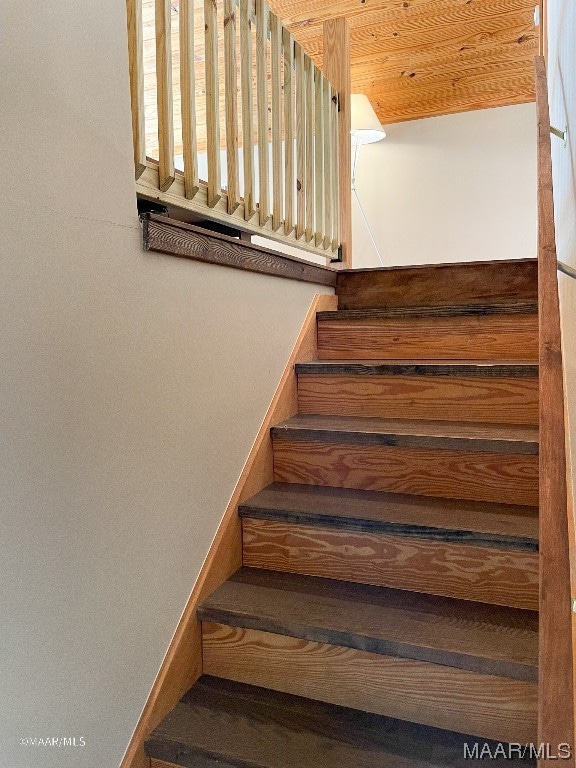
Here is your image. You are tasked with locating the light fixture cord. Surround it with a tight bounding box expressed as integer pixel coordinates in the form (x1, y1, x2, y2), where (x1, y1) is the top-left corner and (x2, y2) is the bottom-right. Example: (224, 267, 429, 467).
(351, 139, 386, 267)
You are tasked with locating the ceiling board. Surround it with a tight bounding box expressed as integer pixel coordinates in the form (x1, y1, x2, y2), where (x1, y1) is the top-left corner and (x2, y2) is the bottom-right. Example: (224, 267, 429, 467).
(269, 0, 537, 122)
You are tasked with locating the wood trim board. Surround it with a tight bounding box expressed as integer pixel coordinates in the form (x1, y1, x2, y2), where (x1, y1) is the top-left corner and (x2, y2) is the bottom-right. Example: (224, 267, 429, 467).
(142, 214, 338, 286)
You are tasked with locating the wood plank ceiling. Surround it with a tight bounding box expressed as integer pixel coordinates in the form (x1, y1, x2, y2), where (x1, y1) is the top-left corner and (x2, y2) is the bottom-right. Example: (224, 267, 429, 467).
(266, 0, 538, 123)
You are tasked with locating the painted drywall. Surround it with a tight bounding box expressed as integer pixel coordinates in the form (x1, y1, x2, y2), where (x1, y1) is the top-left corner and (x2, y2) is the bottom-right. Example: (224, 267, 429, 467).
(547, 1, 576, 506)
(351, 104, 538, 268)
(0, 3, 331, 768)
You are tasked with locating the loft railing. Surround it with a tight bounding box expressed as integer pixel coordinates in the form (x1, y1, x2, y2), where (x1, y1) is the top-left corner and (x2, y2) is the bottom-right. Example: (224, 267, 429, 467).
(125, 0, 350, 263)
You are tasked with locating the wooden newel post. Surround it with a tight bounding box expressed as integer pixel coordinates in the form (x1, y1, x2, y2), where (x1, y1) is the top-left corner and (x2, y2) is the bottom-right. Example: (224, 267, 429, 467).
(323, 17, 352, 268)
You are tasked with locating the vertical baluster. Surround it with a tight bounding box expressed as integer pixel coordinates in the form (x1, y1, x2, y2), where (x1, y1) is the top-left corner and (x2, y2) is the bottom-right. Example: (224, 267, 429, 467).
(295, 43, 305, 239)
(179, 0, 199, 199)
(323, 18, 351, 262)
(283, 30, 295, 236)
(304, 56, 315, 242)
(155, 0, 175, 191)
(240, 0, 255, 219)
(323, 75, 333, 251)
(256, 0, 270, 225)
(314, 69, 324, 247)
(205, 0, 221, 207)
(126, 0, 147, 178)
(224, 0, 240, 212)
(270, 13, 283, 231)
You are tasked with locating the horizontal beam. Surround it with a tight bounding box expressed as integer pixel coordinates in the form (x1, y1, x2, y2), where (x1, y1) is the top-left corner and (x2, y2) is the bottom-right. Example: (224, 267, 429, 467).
(142, 213, 338, 286)
(137, 163, 339, 260)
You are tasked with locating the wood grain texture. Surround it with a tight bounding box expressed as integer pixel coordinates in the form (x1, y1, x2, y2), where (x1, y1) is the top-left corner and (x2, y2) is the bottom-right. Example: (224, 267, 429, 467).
(223, 0, 240, 212)
(317, 302, 538, 320)
(155, 0, 175, 191)
(272, 438, 539, 505)
(202, 622, 538, 742)
(142, 214, 337, 285)
(240, 0, 255, 218)
(535, 56, 575, 760)
(120, 293, 336, 768)
(256, 0, 270, 225)
(265, 0, 536, 124)
(323, 18, 351, 266)
(296, 360, 540, 377)
(238, 482, 539, 547)
(126, 0, 147, 178)
(297, 373, 539, 425)
(241, 518, 539, 608)
(283, 29, 295, 235)
(271, 414, 539, 454)
(200, 568, 539, 679)
(335, 260, 538, 311)
(146, 676, 537, 768)
(204, 0, 222, 207)
(317, 314, 539, 361)
(179, 0, 200, 199)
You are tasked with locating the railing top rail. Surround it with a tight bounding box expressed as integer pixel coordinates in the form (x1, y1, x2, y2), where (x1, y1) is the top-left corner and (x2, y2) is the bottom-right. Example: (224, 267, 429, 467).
(534, 54, 575, 758)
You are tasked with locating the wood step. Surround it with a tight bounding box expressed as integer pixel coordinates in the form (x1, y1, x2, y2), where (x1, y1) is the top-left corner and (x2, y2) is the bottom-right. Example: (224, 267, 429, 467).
(335, 259, 538, 311)
(272, 415, 539, 506)
(239, 483, 538, 549)
(296, 360, 539, 425)
(239, 484, 538, 607)
(145, 676, 536, 768)
(317, 311, 539, 361)
(202, 622, 537, 743)
(199, 568, 538, 681)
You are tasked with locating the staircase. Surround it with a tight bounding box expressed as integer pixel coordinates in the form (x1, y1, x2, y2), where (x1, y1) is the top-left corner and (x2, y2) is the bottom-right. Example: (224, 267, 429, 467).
(145, 259, 539, 767)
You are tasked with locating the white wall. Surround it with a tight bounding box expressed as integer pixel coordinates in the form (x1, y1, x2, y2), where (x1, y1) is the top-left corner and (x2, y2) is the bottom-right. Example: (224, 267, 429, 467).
(352, 104, 538, 268)
(547, 0, 576, 504)
(0, 3, 331, 768)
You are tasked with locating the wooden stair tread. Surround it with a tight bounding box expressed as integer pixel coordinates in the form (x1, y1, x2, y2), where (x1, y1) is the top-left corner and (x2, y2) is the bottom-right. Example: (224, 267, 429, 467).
(239, 483, 538, 548)
(296, 360, 539, 377)
(199, 568, 538, 681)
(272, 415, 539, 454)
(317, 303, 538, 322)
(145, 676, 535, 768)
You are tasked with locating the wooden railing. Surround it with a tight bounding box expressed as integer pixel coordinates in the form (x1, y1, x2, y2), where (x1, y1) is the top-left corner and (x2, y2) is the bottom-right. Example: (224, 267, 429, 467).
(125, 0, 350, 263)
(534, 55, 575, 766)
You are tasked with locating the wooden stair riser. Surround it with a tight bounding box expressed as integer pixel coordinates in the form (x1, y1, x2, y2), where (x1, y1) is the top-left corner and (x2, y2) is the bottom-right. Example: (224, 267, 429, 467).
(242, 519, 539, 610)
(335, 261, 538, 311)
(201, 622, 538, 744)
(317, 315, 538, 361)
(272, 438, 539, 506)
(297, 374, 539, 425)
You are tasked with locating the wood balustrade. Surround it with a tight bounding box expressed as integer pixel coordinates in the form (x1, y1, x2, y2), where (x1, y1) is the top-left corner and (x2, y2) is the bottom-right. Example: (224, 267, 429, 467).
(125, 0, 349, 263)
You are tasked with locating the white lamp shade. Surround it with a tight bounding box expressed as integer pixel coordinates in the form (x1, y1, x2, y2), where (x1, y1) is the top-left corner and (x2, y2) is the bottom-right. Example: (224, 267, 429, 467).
(350, 94, 386, 144)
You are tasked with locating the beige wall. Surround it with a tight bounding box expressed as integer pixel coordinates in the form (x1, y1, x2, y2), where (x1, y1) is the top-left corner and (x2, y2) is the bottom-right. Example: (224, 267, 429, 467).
(351, 104, 538, 268)
(0, 3, 331, 767)
(547, 1, 576, 504)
